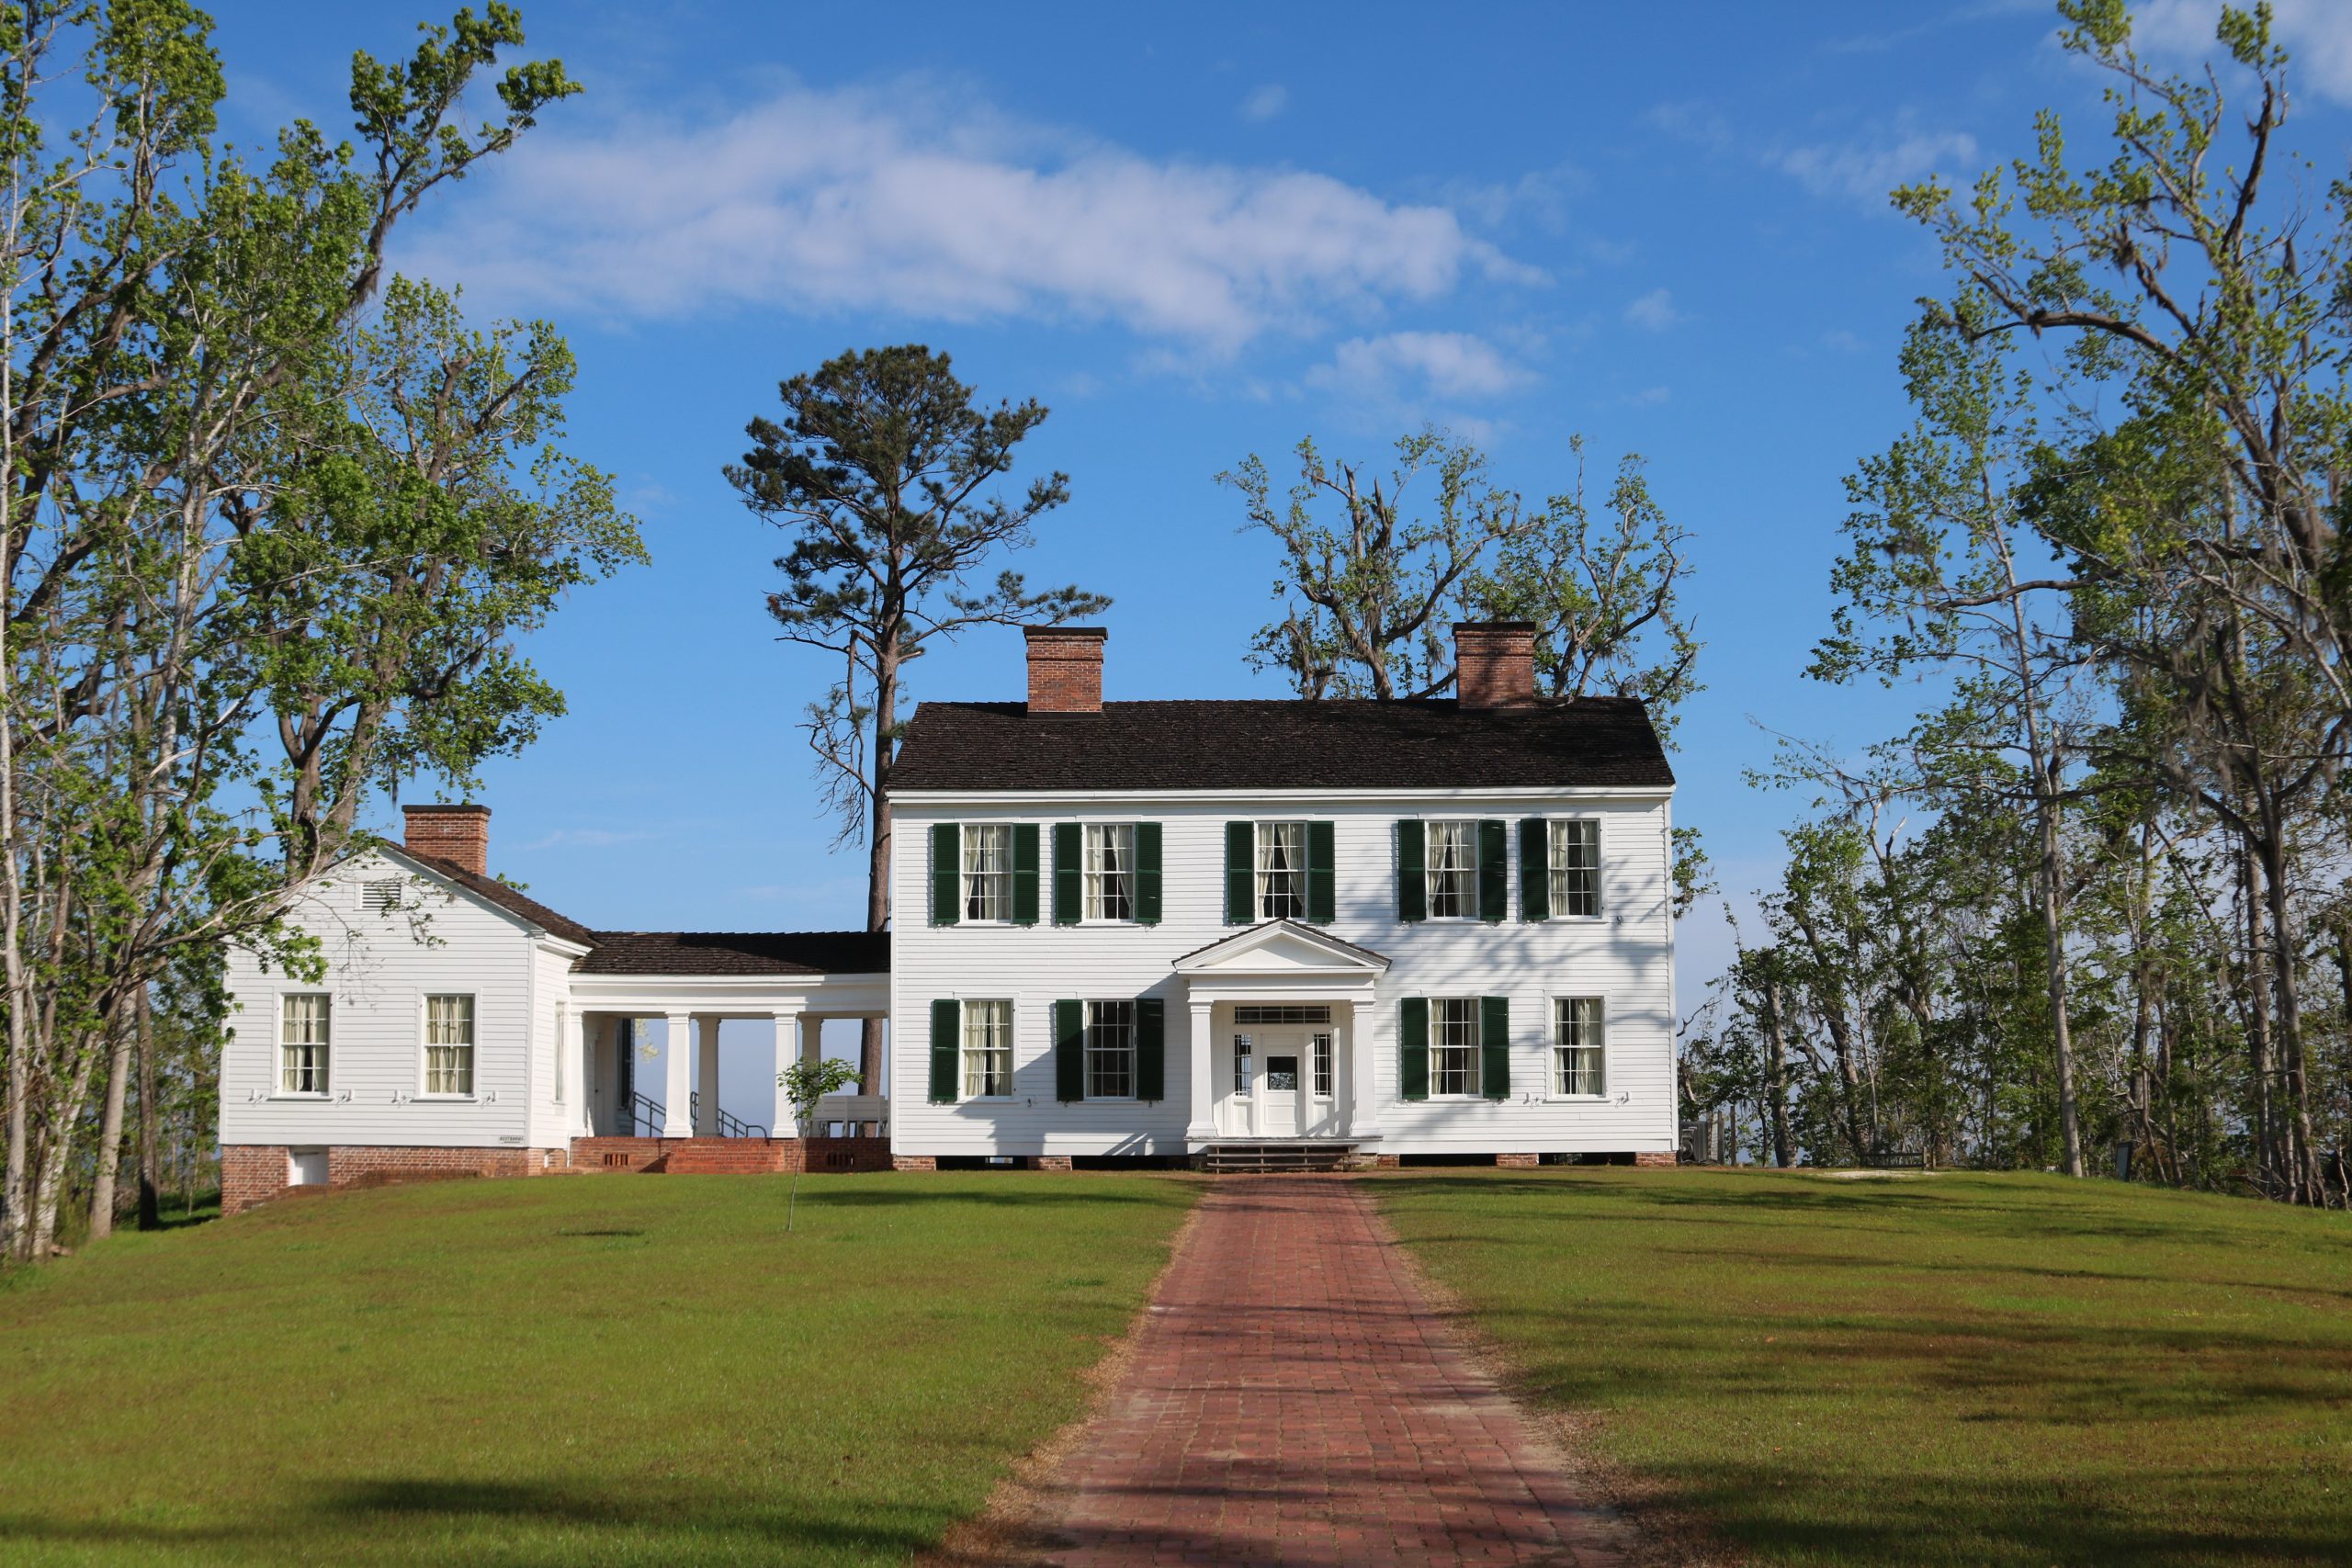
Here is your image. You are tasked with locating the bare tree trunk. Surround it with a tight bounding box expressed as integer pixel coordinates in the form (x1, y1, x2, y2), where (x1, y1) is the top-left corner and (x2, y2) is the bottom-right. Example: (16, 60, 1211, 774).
(1762, 970, 1793, 1168)
(2239, 843, 2279, 1193)
(2252, 823, 2320, 1203)
(858, 637, 899, 1095)
(136, 985, 159, 1230)
(2032, 759, 2086, 1178)
(87, 1014, 133, 1239)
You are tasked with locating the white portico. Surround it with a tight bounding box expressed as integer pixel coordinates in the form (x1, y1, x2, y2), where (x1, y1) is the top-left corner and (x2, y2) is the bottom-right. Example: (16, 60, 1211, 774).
(1172, 920, 1389, 1148)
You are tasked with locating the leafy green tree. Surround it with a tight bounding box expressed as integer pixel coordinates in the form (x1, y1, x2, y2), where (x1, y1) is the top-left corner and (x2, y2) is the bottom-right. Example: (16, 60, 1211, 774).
(0, 4, 612, 1260)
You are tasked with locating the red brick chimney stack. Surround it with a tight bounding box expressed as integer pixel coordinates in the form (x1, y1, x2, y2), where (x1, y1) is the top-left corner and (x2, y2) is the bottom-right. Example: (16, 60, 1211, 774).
(403, 803, 492, 874)
(1453, 622, 1539, 710)
(1024, 626, 1107, 715)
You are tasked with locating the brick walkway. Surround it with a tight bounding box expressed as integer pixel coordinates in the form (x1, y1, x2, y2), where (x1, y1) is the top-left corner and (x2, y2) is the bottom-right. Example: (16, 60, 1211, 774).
(1035, 1177, 1634, 1566)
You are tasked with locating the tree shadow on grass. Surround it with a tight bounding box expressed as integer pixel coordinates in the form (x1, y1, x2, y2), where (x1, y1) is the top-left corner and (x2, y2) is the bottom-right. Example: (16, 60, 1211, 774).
(0, 1477, 956, 1566)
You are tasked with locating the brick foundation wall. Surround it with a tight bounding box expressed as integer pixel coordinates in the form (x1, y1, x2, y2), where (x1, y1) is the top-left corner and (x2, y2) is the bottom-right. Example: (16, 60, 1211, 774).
(892, 1155, 938, 1172)
(1634, 1150, 1678, 1168)
(1033, 1155, 1074, 1171)
(1372, 1154, 1402, 1168)
(1495, 1152, 1541, 1168)
(222, 1145, 291, 1215)
(220, 1143, 568, 1216)
(570, 1135, 897, 1175)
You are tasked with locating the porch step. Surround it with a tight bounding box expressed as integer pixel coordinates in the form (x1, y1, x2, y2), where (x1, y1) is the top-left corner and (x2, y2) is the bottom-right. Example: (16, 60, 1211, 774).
(1200, 1142, 1359, 1174)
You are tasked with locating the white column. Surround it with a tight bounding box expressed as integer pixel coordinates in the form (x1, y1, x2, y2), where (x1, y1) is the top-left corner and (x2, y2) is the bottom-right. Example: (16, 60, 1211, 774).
(1185, 999, 1215, 1142)
(567, 1007, 591, 1136)
(770, 1009, 803, 1137)
(800, 1015, 823, 1066)
(1349, 998, 1381, 1139)
(662, 1011, 692, 1136)
(695, 1016, 722, 1135)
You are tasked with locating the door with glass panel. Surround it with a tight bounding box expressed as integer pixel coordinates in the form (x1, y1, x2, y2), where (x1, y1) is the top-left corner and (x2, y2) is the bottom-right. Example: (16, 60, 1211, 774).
(1259, 1037, 1302, 1135)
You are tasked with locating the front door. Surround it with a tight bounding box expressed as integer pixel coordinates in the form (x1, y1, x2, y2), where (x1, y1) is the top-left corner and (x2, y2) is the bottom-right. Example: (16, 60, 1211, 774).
(1261, 1051, 1301, 1135)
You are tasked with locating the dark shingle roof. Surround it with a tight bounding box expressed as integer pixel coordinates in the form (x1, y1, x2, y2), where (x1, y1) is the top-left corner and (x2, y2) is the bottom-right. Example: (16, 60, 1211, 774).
(575, 931, 891, 976)
(888, 698, 1673, 794)
(398, 849, 605, 949)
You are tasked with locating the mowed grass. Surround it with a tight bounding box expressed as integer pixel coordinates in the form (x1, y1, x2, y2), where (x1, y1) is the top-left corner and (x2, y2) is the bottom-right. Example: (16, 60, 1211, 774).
(0, 1172, 1197, 1566)
(1375, 1168, 2352, 1567)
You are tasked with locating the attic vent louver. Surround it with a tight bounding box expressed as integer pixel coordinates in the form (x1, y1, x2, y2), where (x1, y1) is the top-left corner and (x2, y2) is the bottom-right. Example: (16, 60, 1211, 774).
(364, 879, 404, 912)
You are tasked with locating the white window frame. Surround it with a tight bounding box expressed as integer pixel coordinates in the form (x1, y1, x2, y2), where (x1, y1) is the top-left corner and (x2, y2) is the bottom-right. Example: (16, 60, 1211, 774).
(1082, 822, 1137, 923)
(1231, 1032, 1253, 1097)
(1425, 819, 1480, 920)
(1430, 997, 1482, 1099)
(1311, 1031, 1334, 1100)
(1547, 818, 1604, 920)
(1085, 999, 1136, 1100)
(962, 998, 1015, 1100)
(419, 992, 478, 1099)
(1550, 994, 1608, 1099)
(277, 993, 331, 1099)
(961, 824, 1014, 923)
(1254, 820, 1307, 921)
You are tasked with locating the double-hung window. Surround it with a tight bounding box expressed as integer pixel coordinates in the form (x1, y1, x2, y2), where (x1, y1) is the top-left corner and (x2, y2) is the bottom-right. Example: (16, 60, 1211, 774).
(280, 995, 330, 1096)
(1255, 821, 1306, 919)
(1426, 821, 1478, 918)
(1431, 998, 1481, 1097)
(963, 825, 1012, 921)
(1549, 820, 1601, 918)
(1086, 1001, 1136, 1099)
(1084, 823, 1136, 920)
(963, 999, 1013, 1098)
(424, 994, 475, 1096)
(1554, 998, 1605, 1096)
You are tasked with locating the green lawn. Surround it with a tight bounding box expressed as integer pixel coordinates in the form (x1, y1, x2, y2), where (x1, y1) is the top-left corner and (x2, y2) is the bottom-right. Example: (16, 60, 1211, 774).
(1375, 1168, 2352, 1567)
(0, 1172, 1196, 1566)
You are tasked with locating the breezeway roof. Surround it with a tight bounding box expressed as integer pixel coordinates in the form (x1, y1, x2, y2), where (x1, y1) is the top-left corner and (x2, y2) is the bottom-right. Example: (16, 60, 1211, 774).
(574, 931, 891, 976)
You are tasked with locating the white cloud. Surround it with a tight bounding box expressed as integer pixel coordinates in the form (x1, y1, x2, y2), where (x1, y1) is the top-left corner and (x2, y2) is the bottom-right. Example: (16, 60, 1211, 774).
(1308, 331, 1534, 400)
(1772, 128, 1979, 203)
(1623, 385, 1671, 407)
(405, 79, 1532, 352)
(1238, 83, 1288, 122)
(1624, 288, 1684, 331)
(2131, 0, 2352, 104)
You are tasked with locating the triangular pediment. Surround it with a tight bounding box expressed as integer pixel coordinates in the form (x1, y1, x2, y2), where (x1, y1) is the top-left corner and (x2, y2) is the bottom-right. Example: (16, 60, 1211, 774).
(1171, 920, 1391, 976)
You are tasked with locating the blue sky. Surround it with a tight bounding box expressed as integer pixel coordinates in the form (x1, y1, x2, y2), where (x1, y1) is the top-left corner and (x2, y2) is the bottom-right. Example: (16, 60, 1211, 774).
(215, 0, 2352, 1032)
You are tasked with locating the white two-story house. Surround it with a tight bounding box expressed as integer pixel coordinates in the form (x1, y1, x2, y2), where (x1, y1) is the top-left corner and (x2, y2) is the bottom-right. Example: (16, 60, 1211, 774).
(215, 620, 1675, 1211)
(886, 622, 1678, 1170)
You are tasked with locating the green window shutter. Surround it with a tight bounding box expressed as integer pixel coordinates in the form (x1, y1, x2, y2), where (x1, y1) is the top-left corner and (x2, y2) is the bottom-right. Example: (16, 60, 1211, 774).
(1135, 823, 1163, 925)
(1519, 819, 1549, 922)
(1306, 820, 1336, 924)
(1012, 823, 1040, 925)
(1480, 996, 1510, 1100)
(1055, 999, 1086, 1102)
(1225, 821, 1254, 923)
(1397, 819, 1427, 922)
(1052, 822, 1081, 925)
(930, 823, 960, 926)
(1399, 998, 1430, 1101)
(1136, 998, 1165, 1100)
(1478, 819, 1508, 922)
(928, 998, 961, 1103)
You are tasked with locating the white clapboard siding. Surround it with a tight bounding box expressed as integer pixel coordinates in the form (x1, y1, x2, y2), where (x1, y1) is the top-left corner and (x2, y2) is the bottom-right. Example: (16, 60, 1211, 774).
(889, 795, 1675, 1156)
(220, 851, 542, 1150)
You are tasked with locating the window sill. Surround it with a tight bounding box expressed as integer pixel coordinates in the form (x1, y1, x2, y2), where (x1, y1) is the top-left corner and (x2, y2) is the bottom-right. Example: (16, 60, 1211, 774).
(413, 1093, 478, 1103)
(269, 1093, 329, 1102)
(1548, 1093, 1609, 1102)
(960, 1095, 1016, 1104)
(1085, 1094, 1138, 1103)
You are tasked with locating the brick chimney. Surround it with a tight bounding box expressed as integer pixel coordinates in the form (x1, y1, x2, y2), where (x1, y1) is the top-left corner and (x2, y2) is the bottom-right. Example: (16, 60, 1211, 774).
(1453, 622, 1539, 709)
(1024, 626, 1107, 715)
(403, 803, 491, 874)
